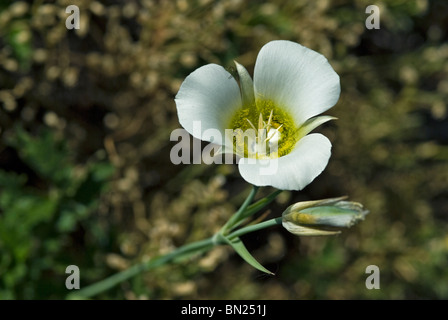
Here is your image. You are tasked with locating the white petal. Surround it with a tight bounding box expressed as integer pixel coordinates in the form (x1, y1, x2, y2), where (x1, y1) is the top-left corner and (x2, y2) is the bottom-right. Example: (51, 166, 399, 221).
(237, 133, 331, 190)
(175, 64, 242, 144)
(254, 40, 340, 126)
(282, 220, 341, 236)
(285, 196, 348, 212)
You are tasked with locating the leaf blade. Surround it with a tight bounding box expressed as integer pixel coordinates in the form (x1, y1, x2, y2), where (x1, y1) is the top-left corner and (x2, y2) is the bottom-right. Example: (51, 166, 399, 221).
(226, 237, 274, 275)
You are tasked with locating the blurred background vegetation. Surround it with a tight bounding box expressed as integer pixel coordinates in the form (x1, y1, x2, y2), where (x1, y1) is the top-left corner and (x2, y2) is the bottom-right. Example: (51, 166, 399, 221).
(0, 0, 447, 299)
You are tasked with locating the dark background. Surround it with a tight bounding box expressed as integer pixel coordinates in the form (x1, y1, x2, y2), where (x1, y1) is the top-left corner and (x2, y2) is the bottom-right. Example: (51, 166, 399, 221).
(0, 0, 447, 299)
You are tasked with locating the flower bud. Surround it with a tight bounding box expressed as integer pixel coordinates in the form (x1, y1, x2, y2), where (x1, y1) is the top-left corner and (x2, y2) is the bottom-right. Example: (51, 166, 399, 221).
(282, 196, 369, 236)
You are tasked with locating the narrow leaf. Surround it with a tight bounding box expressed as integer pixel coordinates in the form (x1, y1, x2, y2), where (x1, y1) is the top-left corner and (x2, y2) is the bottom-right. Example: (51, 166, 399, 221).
(226, 237, 274, 275)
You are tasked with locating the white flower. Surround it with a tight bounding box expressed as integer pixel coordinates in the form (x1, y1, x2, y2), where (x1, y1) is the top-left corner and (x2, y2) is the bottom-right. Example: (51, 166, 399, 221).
(174, 40, 340, 190)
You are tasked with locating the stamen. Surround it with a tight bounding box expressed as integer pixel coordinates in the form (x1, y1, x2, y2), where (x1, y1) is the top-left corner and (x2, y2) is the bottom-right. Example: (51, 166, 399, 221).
(265, 132, 275, 142)
(265, 124, 282, 142)
(229, 103, 295, 159)
(246, 118, 257, 131)
(266, 110, 274, 132)
(259, 129, 267, 143)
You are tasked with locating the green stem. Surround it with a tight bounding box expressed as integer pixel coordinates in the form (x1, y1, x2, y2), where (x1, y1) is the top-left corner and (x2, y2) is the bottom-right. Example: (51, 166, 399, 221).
(220, 185, 259, 234)
(228, 217, 283, 240)
(67, 237, 215, 299)
(229, 189, 283, 231)
(66, 187, 283, 299)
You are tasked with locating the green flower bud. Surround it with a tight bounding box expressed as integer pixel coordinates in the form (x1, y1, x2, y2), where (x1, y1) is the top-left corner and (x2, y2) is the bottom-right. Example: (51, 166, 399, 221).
(282, 196, 369, 236)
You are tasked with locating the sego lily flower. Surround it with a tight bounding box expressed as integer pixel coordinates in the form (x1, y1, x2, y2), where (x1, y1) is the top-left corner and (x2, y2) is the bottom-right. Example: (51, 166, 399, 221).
(282, 197, 369, 236)
(174, 40, 340, 190)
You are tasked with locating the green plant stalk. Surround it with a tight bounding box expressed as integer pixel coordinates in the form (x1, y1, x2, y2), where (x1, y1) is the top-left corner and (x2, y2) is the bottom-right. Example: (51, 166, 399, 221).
(228, 217, 283, 240)
(219, 185, 259, 234)
(67, 237, 215, 299)
(229, 189, 283, 231)
(66, 186, 283, 299)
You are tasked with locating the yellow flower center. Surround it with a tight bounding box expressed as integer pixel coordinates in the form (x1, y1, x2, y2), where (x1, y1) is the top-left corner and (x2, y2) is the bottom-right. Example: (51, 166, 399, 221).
(228, 99, 298, 159)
